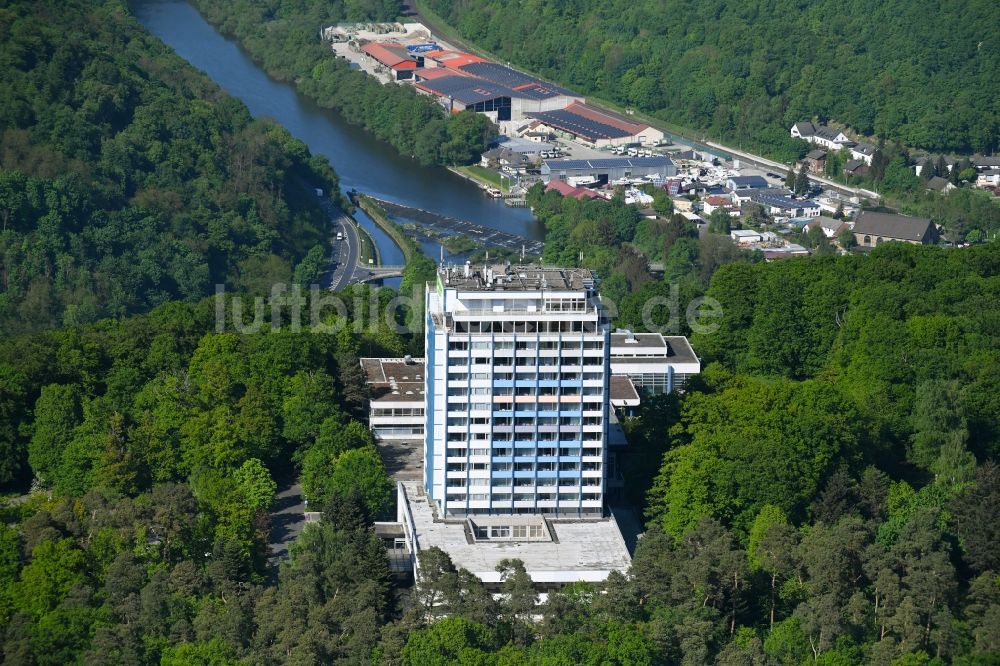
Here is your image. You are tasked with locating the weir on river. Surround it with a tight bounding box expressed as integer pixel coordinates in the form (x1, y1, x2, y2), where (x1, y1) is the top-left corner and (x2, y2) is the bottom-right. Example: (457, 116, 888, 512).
(371, 197, 545, 257)
(131, 0, 544, 271)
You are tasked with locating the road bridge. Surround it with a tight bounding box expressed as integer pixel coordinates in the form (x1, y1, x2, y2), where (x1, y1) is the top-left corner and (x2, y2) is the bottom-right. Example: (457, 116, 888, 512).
(350, 265, 407, 284)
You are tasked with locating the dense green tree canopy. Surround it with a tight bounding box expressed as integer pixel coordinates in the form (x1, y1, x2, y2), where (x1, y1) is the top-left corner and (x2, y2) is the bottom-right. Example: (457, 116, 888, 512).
(0, 0, 341, 333)
(423, 0, 1000, 156)
(189, 0, 497, 166)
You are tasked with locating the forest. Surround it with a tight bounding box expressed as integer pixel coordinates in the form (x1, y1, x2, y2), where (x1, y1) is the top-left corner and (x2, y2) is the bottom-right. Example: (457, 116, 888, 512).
(2, 0, 999, 663)
(188, 0, 497, 167)
(420, 0, 1000, 159)
(3, 243, 998, 664)
(0, 0, 344, 334)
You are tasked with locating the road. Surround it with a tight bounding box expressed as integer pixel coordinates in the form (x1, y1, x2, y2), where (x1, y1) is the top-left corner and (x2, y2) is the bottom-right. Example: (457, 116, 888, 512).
(705, 141, 879, 200)
(267, 480, 306, 564)
(316, 196, 361, 291)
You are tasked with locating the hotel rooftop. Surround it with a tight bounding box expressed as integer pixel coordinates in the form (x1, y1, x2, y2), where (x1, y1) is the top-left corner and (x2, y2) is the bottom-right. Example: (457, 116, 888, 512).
(438, 263, 598, 292)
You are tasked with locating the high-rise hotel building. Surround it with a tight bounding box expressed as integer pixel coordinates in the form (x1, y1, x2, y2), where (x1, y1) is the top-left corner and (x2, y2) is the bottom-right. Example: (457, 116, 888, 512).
(424, 263, 610, 518)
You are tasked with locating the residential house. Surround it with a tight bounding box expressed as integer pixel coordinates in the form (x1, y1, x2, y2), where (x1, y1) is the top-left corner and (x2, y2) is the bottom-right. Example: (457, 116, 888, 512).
(925, 176, 956, 193)
(480, 146, 529, 173)
(702, 194, 740, 217)
(850, 143, 877, 165)
(790, 122, 852, 150)
(749, 191, 821, 220)
(852, 211, 937, 247)
(803, 149, 827, 175)
(975, 169, 1000, 189)
(844, 159, 869, 177)
(971, 155, 1000, 171)
(913, 155, 956, 177)
(804, 216, 848, 239)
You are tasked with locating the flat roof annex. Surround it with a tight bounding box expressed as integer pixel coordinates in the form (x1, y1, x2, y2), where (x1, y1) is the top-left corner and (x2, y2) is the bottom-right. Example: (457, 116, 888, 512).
(360, 357, 426, 403)
(401, 481, 632, 584)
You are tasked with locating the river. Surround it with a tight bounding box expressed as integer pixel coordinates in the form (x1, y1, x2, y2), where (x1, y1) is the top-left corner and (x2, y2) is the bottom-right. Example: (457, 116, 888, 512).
(130, 0, 543, 272)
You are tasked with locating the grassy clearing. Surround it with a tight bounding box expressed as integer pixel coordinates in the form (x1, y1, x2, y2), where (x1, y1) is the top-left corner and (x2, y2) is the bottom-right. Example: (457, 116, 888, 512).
(452, 165, 513, 192)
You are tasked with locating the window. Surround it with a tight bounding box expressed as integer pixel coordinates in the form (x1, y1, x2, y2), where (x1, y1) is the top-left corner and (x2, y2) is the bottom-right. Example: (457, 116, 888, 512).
(490, 526, 511, 538)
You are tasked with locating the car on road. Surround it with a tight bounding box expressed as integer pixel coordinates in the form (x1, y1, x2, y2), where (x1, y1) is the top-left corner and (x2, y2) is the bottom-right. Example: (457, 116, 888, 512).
(336, 232, 344, 241)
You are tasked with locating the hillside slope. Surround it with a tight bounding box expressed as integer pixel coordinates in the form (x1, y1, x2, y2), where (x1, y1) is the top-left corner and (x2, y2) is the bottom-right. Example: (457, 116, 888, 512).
(0, 0, 340, 333)
(422, 0, 999, 159)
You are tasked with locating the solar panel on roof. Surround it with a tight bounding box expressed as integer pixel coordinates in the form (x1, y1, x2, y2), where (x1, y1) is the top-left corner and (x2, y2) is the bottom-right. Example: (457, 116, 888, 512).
(418, 75, 518, 104)
(457, 62, 576, 97)
(530, 110, 633, 141)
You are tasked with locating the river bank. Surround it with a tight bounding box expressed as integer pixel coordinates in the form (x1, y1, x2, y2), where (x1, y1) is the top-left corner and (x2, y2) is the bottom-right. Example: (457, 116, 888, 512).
(131, 0, 541, 277)
(353, 194, 416, 264)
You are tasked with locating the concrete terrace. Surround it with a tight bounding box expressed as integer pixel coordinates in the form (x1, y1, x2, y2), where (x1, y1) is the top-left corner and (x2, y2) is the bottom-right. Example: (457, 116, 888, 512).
(400, 480, 632, 585)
